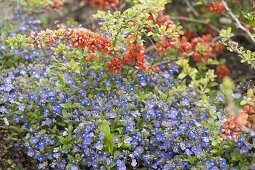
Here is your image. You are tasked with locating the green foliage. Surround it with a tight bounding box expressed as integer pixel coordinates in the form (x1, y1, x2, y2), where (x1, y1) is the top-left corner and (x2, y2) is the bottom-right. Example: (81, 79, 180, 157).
(176, 59, 217, 94)
(220, 28, 255, 69)
(5, 0, 52, 11)
(244, 11, 255, 27)
(95, 0, 179, 50)
(5, 34, 28, 50)
(98, 120, 115, 154)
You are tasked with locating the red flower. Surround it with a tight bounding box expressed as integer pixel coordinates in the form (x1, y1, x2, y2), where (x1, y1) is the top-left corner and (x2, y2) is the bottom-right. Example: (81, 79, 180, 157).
(178, 36, 192, 57)
(86, 53, 97, 61)
(46, 0, 63, 10)
(148, 11, 176, 29)
(211, 43, 225, 54)
(107, 58, 124, 73)
(192, 43, 212, 63)
(156, 36, 178, 55)
(70, 28, 112, 55)
(208, 1, 225, 13)
(183, 30, 196, 40)
(216, 65, 230, 79)
(91, 0, 119, 10)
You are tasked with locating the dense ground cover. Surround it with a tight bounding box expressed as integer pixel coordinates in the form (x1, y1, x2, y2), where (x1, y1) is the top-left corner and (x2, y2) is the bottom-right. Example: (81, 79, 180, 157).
(0, 0, 255, 169)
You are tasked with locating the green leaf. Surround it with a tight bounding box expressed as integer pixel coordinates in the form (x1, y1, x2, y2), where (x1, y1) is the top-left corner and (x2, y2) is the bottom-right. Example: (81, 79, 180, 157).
(103, 133, 115, 154)
(99, 120, 115, 154)
(247, 89, 254, 97)
(99, 120, 111, 135)
(178, 72, 187, 79)
(210, 149, 218, 154)
(70, 59, 79, 70)
(240, 100, 247, 105)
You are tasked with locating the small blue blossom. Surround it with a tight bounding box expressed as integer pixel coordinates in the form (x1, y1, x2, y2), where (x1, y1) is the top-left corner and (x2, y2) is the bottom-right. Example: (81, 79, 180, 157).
(124, 136, 132, 144)
(37, 154, 45, 162)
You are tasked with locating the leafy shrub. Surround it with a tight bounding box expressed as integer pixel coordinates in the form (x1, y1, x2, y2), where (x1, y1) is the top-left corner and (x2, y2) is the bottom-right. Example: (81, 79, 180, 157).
(1, 60, 226, 169)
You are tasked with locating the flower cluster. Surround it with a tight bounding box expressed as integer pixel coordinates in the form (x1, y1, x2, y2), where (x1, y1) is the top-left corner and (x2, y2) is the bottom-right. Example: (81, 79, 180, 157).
(148, 11, 179, 55)
(82, 0, 120, 10)
(221, 116, 242, 142)
(46, 0, 63, 10)
(70, 28, 112, 55)
(0, 13, 46, 70)
(28, 28, 112, 55)
(156, 36, 178, 55)
(107, 35, 159, 73)
(0, 60, 233, 169)
(149, 24, 224, 63)
(179, 34, 224, 63)
(178, 36, 192, 57)
(27, 27, 161, 73)
(148, 11, 176, 30)
(208, 1, 225, 14)
(29, 29, 58, 48)
(216, 65, 230, 79)
(222, 97, 255, 142)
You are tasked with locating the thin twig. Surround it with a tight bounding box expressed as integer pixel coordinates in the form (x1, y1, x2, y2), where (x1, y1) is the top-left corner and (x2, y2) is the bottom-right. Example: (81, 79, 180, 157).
(118, 0, 127, 11)
(184, 0, 199, 17)
(145, 37, 157, 53)
(212, 36, 222, 43)
(249, 0, 255, 8)
(233, 75, 255, 83)
(151, 59, 178, 67)
(145, 44, 156, 53)
(222, 0, 255, 44)
(170, 16, 220, 33)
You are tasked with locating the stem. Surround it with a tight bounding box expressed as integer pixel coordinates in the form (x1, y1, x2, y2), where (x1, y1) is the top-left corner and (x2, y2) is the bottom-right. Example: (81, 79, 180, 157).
(184, 0, 199, 17)
(151, 58, 178, 67)
(249, 0, 255, 8)
(222, 0, 255, 44)
(170, 16, 220, 33)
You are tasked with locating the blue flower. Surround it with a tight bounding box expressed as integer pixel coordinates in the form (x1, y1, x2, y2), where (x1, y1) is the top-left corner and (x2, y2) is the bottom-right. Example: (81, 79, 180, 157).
(169, 65, 179, 73)
(28, 92, 39, 100)
(71, 166, 79, 170)
(13, 115, 22, 123)
(27, 149, 35, 157)
(219, 158, 227, 168)
(106, 158, 112, 165)
(131, 159, 137, 167)
(236, 140, 243, 147)
(47, 154, 53, 160)
(184, 149, 192, 156)
(240, 146, 249, 154)
(134, 146, 144, 158)
(18, 104, 25, 111)
(48, 96, 56, 102)
(125, 124, 134, 132)
(182, 161, 189, 169)
(23, 121, 29, 128)
(173, 145, 179, 153)
(95, 141, 103, 150)
(53, 152, 60, 159)
(162, 71, 171, 78)
(124, 136, 132, 144)
(37, 154, 45, 162)
(216, 94, 225, 101)
(38, 140, 46, 150)
(155, 110, 163, 119)
(129, 86, 135, 92)
(82, 100, 92, 107)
